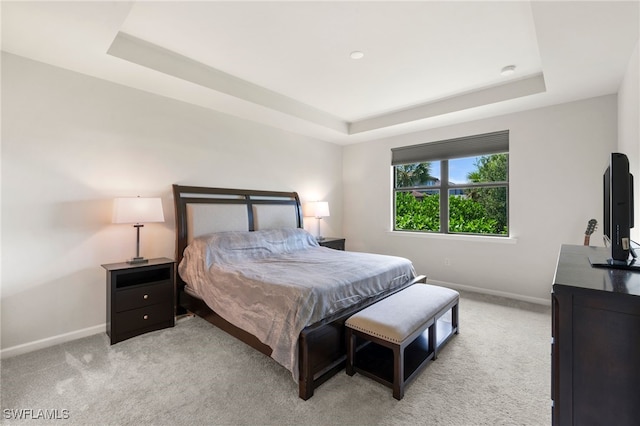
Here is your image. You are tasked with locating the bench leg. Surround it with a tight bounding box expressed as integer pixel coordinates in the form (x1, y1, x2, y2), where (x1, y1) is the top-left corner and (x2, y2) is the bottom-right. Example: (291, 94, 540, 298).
(452, 302, 459, 334)
(346, 328, 356, 376)
(434, 300, 459, 360)
(428, 322, 437, 360)
(392, 345, 404, 400)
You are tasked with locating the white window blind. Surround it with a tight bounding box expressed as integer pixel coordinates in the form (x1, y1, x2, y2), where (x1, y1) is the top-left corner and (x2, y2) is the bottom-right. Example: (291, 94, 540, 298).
(391, 130, 509, 165)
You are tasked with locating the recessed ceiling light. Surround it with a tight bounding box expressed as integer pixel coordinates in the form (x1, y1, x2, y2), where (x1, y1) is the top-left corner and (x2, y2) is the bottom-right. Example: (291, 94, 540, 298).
(501, 65, 516, 76)
(350, 51, 364, 60)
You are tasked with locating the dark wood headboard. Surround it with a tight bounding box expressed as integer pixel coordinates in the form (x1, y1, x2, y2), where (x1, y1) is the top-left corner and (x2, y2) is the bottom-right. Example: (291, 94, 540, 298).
(172, 185, 303, 284)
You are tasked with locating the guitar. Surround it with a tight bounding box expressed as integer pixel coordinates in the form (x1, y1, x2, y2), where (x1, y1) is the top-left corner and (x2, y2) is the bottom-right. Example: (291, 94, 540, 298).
(584, 219, 597, 246)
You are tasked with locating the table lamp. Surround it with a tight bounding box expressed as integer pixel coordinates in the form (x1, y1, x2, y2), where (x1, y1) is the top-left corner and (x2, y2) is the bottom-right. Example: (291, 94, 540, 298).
(113, 197, 165, 264)
(311, 201, 330, 241)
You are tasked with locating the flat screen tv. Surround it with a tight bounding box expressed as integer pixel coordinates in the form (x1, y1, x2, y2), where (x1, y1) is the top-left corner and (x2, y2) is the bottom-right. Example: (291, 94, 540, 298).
(603, 152, 634, 263)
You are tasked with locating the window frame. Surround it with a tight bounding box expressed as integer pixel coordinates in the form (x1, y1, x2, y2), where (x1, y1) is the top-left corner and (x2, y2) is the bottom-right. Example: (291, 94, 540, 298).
(392, 131, 509, 237)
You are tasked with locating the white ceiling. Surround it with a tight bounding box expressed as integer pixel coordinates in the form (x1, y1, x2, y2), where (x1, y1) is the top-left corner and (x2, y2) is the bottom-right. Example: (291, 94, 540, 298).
(2, 1, 639, 144)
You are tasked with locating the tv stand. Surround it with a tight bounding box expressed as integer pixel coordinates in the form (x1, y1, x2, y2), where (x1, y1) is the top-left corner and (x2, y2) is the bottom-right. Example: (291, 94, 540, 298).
(552, 245, 640, 426)
(588, 246, 640, 271)
(610, 244, 639, 266)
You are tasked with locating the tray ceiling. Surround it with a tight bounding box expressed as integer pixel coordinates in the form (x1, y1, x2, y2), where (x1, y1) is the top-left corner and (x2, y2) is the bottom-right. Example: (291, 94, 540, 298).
(2, 1, 638, 144)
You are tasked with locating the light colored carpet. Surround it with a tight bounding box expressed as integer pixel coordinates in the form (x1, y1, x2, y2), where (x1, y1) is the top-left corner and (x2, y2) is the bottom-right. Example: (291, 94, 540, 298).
(1, 291, 551, 425)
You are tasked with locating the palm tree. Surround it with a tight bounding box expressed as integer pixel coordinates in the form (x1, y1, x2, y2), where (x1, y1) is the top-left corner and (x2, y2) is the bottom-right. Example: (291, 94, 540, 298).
(395, 162, 432, 187)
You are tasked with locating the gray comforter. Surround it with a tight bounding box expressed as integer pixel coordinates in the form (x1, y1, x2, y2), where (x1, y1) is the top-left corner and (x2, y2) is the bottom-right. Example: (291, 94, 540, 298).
(178, 228, 416, 380)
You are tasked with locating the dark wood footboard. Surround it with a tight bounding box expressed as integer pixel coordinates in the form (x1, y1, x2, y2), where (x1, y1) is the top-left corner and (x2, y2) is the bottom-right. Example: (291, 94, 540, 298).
(297, 274, 427, 400)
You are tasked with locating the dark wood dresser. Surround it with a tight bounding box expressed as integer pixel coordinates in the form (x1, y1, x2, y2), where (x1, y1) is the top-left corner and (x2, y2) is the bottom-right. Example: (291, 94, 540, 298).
(552, 244, 640, 425)
(102, 257, 175, 344)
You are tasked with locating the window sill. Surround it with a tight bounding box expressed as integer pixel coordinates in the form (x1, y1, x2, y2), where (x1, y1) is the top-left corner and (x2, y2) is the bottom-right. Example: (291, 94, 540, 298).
(387, 230, 517, 244)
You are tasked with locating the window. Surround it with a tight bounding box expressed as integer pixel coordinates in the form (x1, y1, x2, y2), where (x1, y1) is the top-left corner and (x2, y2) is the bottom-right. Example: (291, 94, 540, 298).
(392, 130, 509, 236)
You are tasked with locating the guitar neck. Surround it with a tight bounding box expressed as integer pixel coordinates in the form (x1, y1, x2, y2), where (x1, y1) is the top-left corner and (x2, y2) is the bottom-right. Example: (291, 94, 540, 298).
(584, 219, 597, 246)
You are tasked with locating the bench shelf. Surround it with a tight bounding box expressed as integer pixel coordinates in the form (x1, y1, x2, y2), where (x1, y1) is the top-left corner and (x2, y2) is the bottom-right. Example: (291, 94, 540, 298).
(354, 329, 435, 386)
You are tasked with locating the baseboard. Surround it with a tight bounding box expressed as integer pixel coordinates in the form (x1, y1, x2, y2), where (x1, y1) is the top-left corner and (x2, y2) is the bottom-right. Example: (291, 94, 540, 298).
(427, 279, 551, 306)
(1, 324, 106, 359)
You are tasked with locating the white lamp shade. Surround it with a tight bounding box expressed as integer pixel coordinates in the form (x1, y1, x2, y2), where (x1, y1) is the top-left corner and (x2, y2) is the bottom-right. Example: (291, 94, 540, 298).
(312, 201, 330, 218)
(113, 197, 165, 224)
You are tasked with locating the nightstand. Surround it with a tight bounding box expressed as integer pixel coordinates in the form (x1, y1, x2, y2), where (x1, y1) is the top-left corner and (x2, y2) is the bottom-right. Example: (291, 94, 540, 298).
(318, 237, 346, 251)
(102, 257, 175, 344)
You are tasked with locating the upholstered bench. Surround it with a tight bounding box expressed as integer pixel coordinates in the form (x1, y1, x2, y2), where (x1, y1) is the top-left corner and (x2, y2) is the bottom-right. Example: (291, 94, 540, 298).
(345, 284, 459, 400)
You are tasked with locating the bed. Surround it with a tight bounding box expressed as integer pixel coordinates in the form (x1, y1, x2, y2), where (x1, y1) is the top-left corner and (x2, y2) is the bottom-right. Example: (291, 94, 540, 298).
(172, 185, 426, 399)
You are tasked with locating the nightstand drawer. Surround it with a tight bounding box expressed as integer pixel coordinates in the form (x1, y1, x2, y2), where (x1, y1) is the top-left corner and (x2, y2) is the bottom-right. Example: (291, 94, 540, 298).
(113, 303, 174, 335)
(115, 280, 173, 313)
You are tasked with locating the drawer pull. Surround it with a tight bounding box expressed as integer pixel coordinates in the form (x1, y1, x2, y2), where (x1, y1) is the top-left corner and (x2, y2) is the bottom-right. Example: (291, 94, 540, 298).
(143, 315, 149, 320)
(143, 294, 149, 300)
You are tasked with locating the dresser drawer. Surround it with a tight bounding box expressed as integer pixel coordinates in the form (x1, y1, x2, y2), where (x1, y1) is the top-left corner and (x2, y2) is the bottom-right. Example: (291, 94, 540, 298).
(113, 303, 174, 336)
(115, 281, 172, 313)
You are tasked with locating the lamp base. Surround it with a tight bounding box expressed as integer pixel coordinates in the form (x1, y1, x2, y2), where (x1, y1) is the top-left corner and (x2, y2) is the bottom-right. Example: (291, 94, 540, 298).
(127, 257, 149, 265)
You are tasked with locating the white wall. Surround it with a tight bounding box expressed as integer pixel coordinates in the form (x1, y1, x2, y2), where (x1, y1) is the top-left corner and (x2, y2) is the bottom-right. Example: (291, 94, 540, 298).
(3, 38, 637, 355)
(1, 53, 343, 354)
(618, 40, 640, 240)
(343, 95, 618, 304)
